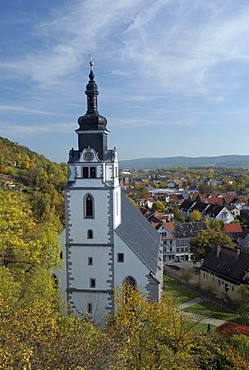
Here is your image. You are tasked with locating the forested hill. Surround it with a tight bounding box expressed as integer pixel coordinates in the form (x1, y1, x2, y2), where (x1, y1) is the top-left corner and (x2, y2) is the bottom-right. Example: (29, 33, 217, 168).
(120, 155, 249, 170)
(0, 137, 67, 231)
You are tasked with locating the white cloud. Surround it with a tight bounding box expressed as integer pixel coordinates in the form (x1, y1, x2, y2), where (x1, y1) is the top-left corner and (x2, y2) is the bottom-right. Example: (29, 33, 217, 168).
(0, 104, 71, 116)
(1, 0, 249, 99)
(0, 121, 75, 136)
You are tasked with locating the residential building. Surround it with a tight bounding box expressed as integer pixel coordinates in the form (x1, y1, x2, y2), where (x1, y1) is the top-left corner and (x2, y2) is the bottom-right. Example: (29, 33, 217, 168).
(222, 222, 242, 243)
(200, 245, 249, 300)
(149, 218, 208, 263)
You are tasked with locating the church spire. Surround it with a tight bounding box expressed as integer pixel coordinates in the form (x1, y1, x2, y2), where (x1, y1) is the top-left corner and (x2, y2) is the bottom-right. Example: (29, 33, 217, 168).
(85, 59, 99, 115)
(76, 59, 108, 159)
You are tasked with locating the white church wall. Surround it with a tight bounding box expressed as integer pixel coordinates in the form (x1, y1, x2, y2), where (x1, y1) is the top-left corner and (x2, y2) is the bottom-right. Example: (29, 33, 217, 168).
(114, 233, 150, 292)
(72, 291, 110, 325)
(66, 189, 110, 244)
(69, 246, 112, 290)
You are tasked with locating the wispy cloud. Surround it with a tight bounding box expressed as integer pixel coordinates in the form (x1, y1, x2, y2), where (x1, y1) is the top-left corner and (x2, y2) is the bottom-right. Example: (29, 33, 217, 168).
(0, 104, 71, 117)
(1, 0, 249, 97)
(0, 121, 75, 136)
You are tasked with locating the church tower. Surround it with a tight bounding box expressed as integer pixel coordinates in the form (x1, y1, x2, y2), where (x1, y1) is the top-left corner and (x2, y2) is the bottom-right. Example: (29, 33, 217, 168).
(59, 62, 163, 325)
(63, 61, 121, 322)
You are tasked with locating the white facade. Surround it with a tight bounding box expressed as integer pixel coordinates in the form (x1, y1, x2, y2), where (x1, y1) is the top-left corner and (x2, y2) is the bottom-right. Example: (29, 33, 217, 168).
(57, 69, 162, 325)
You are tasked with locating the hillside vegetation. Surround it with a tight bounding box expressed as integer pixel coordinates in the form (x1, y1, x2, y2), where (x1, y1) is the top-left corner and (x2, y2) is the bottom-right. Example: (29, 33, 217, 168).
(0, 137, 249, 368)
(0, 137, 67, 231)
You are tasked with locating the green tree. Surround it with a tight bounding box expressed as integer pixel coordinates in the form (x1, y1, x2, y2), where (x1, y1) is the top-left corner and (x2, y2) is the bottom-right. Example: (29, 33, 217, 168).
(238, 273, 249, 325)
(206, 219, 224, 231)
(190, 229, 234, 261)
(152, 200, 166, 213)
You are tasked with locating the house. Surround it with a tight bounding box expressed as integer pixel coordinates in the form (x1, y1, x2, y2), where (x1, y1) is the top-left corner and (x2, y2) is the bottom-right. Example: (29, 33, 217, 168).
(222, 222, 242, 243)
(200, 245, 249, 300)
(190, 201, 209, 216)
(203, 204, 234, 223)
(152, 220, 208, 263)
(180, 199, 196, 219)
(57, 64, 163, 325)
(227, 205, 240, 218)
(180, 200, 234, 223)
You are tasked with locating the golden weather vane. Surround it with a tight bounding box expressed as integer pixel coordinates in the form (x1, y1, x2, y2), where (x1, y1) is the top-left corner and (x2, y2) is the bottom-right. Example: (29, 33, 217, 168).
(88, 53, 94, 69)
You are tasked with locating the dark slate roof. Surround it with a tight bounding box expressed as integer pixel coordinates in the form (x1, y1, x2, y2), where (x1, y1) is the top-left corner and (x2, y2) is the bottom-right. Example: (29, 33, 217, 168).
(174, 222, 208, 238)
(116, 192, 161, 272)
(180, 199, 196, 212)
(238, 228, 249, 240)
(201, 245, 249, 284)
(203, 203, 223, 217)
(191, 202, 209, 213)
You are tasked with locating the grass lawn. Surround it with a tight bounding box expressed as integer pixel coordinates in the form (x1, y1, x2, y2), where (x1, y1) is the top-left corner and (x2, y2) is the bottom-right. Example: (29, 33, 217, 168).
(183, 301, 241, 324)
(163, 275, 198, 304)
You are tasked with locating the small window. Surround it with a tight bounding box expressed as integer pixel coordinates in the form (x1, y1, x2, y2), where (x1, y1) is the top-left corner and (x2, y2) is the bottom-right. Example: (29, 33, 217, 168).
(87, 229, 93, 239)
(90, 278, 96, 288)
(117, 253, 124, 263)
(90, 167, 96, 178)
(83, 167, 88, 178)
(88, 257, 93, 265)
(87, 303, 92, 314)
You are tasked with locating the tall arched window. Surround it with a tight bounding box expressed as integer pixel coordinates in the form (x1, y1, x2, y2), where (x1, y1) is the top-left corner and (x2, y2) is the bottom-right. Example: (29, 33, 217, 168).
(123, 276, 137, 287)
(84, 194, 94, 218)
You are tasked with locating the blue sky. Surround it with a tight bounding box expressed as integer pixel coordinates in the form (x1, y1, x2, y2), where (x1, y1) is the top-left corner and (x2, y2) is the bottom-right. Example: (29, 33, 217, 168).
(1, 0, 249, 163)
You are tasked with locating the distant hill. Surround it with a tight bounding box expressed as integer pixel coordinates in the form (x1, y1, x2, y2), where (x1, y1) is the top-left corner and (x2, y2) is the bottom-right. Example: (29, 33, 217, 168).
(120, 155, 249, 170)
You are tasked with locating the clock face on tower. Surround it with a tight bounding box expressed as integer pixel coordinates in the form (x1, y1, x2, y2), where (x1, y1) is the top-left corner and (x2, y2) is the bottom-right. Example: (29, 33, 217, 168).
(83, 150, 94, 162)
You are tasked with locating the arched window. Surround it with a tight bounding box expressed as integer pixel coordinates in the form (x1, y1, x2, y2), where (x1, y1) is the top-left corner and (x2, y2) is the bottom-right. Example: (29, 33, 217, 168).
(87, 229, 93, 239)
(84, 194, 94, 218)
(123, 276, 137, 287)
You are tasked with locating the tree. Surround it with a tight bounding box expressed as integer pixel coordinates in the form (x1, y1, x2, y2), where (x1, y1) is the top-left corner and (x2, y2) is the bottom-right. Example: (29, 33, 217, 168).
(238, 273, 249, 325)
(0, 189, 61, 306)
(189, 229, 234, 261)
(189, 210, 202, 222)
(152, 200, 166, 213)
(206, 219, 224, 231)
(171, 206, 185, 223)
(111, 284, 201, 369)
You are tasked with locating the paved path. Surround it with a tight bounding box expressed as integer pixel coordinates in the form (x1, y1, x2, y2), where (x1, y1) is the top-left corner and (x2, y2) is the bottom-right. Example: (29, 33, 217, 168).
(179, 297, 226, 327)
(179, 297, 206, 310)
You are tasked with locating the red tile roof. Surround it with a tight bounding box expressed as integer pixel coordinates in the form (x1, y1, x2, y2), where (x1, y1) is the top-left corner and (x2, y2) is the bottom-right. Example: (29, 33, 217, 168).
(223, 223, 242, 234)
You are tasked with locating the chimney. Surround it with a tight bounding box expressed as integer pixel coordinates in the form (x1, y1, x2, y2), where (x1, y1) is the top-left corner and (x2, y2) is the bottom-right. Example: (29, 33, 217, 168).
(237, 248, 241, 257)
(217, 245, 221, 257)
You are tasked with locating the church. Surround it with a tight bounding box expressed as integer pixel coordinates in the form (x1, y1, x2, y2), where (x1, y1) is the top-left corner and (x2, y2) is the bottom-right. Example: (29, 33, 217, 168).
(58, 62, 163, 325)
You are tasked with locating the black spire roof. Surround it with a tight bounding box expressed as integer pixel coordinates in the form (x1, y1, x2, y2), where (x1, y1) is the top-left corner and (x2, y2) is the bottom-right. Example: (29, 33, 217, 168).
(77, 66, 107, 131)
